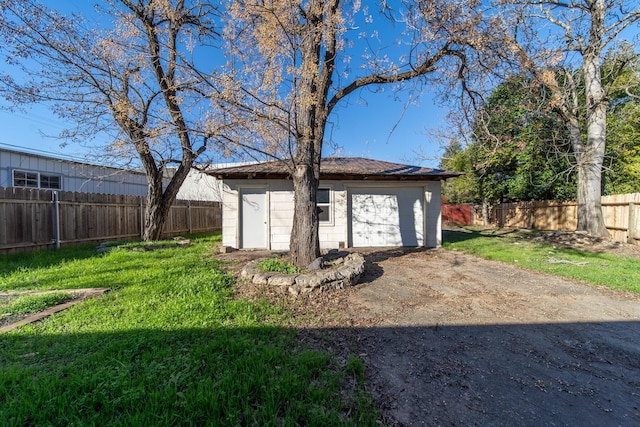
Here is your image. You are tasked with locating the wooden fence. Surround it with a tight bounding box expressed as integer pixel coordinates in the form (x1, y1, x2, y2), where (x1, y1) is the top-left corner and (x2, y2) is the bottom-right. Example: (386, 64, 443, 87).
(491, 192, 640, 245)
(442, 203, 473, 225)
(0, 187, 222, 254)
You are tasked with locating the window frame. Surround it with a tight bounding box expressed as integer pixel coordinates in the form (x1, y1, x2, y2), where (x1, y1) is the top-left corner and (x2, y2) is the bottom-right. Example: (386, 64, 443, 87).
(317, 186, 333, 225)
(12, 169, 62, 190)
(39, 173, 61, 189)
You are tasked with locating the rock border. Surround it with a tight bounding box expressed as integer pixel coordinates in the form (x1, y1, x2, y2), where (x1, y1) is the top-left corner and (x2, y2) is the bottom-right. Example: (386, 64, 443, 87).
(241, 252, 365, 296)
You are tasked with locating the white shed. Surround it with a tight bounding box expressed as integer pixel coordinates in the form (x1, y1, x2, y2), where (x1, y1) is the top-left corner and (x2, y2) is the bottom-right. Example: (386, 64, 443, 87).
(213, 157, 461, 250)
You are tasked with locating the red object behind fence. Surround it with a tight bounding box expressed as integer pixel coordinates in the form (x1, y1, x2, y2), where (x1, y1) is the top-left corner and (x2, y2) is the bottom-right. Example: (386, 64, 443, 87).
(442, 203, 472, 225)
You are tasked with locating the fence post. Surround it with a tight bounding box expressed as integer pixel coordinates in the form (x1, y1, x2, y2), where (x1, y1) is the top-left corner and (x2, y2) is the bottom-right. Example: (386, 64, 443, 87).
(187, 200, 192, 234)
(139, 197, 144, 240)
(628, 202, 638, 244)
(53, 191, 60, 249)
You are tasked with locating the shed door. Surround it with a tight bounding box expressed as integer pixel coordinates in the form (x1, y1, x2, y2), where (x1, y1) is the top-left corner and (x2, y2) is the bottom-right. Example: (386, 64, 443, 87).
(351, 187, 424, 247)
(241, 188, 267, 249)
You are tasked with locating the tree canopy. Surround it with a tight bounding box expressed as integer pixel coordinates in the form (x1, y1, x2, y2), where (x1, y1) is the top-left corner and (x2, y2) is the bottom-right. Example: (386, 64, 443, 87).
(0, 0, 223, 239)
(218, 0, 500, 266)
(441, 45, 640, 207)
(603, 45, 640, 194)
(493, 0, 640, 236)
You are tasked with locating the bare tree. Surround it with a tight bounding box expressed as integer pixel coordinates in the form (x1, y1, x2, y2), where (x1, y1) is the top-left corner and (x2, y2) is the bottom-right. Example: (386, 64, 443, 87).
(0, 0, 220, 240)
(498, 0, 640, 237)
(220, 0, 497, 266)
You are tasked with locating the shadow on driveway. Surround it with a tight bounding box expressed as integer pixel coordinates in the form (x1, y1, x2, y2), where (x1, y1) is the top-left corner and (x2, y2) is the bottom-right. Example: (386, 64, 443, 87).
(342, 247, 640, 426)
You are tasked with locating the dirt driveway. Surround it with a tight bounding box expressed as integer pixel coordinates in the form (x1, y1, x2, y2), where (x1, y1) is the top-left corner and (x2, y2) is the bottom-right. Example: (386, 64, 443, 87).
(347, 248, 640, 426)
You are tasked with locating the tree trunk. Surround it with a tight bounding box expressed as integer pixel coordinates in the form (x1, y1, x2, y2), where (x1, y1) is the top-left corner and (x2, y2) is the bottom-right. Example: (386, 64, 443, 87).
(290, 160, 320, 267)
(482, 199, 490, 226)
(142, 163, 193, 241)
(568, 114, 608, 237)
(287, 0, 328, 268)
(575, 155, 608, 236)
(144, 192, 170, 241)
(575, 25, 609, 237)
(142, 168, 170, 241)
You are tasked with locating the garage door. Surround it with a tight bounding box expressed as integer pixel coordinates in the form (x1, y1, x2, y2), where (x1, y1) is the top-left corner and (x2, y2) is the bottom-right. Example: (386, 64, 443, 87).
(350, 187, 424, 247)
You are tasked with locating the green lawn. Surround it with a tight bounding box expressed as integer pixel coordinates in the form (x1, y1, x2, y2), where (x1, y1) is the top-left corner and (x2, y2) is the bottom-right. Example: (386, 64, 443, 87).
(1, 292, 75, 317)
(0, 234, 376, 426)
(443, 228, 640, 294)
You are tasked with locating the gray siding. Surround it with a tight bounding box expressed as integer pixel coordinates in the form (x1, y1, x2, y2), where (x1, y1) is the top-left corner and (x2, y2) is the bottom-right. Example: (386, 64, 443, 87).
(1, 149, 149, 196)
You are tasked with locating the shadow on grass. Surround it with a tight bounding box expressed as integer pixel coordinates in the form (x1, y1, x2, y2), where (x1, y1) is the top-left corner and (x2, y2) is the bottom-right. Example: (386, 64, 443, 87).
(442, 227, 525, 245)
(0, 245, 102, 278)
(0, 325, 376, 426)
(2, 321, 640, 426)
(443, 227, 627, 262)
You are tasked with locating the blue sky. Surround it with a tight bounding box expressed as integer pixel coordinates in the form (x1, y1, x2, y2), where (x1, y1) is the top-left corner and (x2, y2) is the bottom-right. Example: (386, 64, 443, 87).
(0, 0, 450, 169)
(0, 87, 447, 168)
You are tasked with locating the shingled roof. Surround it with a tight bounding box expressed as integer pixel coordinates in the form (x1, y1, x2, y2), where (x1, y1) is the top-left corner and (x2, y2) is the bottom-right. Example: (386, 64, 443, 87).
(211, 157, 462, 181)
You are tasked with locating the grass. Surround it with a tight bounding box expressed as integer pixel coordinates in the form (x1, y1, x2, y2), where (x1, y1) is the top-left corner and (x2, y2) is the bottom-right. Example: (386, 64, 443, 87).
(0, 234, 377, 426)
(257, 258, 302, 274)
(443, 227, 640, 293)
(1, 292, 74, 316)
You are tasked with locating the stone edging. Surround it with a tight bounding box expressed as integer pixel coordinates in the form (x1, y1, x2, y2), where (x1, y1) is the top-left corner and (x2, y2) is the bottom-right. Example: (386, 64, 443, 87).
(241, 253, 365, 296)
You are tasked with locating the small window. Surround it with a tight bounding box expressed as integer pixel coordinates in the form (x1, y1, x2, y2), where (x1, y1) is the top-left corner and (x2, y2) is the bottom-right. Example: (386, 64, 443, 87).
(13, 170, 39, 188)
(317, 188, 331, 223)
(40, 174, 61, 189)
(12, 170, 62, 190)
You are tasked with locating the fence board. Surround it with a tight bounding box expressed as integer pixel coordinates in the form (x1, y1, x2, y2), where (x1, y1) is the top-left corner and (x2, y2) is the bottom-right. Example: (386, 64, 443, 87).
(484, 193, 640, 246)
(442, 204, 473, 225)
(0, 187, 221, 254)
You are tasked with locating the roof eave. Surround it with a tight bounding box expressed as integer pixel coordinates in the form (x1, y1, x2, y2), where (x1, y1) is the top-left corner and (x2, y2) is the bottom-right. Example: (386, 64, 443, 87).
(215, 172, 461, 181)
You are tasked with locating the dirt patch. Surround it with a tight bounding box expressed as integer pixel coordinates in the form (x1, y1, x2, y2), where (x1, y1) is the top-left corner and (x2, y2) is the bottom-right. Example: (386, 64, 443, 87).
(222, 241, 640, 426)
(348, 248, 640, 426)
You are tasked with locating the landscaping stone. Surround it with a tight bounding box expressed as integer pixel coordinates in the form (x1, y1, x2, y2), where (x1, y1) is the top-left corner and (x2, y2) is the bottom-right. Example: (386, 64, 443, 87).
(240, 252, 365, 297)
(307, 257, 325, 270)
(252, 272, 273, 286)
(268, 275, 297, 287)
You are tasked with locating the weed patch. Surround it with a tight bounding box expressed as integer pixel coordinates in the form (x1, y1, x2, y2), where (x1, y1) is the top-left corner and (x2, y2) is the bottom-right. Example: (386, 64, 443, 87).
(257, 258, 301, 274)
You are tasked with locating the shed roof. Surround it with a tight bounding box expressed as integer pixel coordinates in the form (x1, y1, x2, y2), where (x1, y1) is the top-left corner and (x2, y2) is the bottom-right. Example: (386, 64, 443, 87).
(211, 157, 462, 181)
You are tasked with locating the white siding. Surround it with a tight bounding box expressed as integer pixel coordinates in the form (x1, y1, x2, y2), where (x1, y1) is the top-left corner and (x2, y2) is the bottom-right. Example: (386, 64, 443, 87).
(346, 182, 441, 248)
(319, 181, 347, 249)
(220, 179, 442, 250)
(221, 181, 240, 248)
(176, 169, 222, 201)
(350, 186, 425, 247)
(424, 181, 442, 247)
(267, 181, 295, 250)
